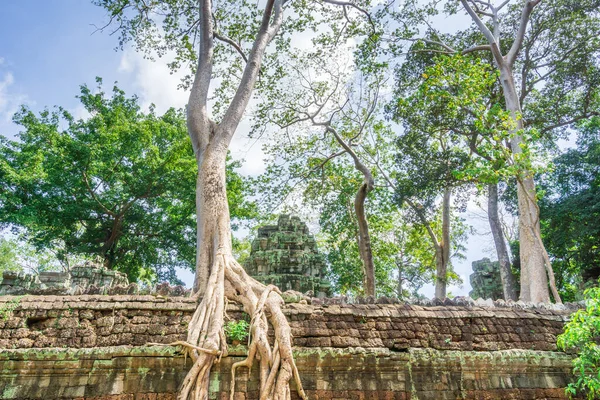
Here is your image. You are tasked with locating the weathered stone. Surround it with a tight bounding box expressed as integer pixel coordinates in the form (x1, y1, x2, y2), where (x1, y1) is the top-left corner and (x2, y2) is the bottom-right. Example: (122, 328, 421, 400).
(244, 215, 331, 297)
(0, 295, 579, 357)
(0, 346, 577, 400)
(469, 258, 510, 300)
(0, 261, 130, 296)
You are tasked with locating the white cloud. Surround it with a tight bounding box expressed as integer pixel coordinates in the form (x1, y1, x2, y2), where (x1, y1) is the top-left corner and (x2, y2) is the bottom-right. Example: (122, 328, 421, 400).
(70, 104, 91, 121)
(0, 68, 29, 132)
(118, 49, 189, 113)
(0, 71, 15, 113)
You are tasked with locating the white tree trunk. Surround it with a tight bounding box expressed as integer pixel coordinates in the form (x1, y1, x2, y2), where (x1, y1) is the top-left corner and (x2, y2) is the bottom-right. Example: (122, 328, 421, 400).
(499, 65, 550, 303)
(193, 147, 232, 293)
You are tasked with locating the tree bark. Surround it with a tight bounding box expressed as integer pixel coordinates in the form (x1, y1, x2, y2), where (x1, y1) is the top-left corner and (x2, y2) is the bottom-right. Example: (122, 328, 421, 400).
(498, 64, 550, 303)
(327, 125, 376, 296)
(434, 186, 451, 299)
(397, 264, 403, 298)
(355, 182, 376, 296)
(195, 146, 232, 281)
(173, 0, 307, 398)
(487, 182, 518, 301)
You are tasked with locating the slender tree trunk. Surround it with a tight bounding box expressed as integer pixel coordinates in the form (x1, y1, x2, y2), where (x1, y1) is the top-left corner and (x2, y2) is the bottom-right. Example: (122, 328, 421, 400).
(435, 187, 451, 299)
(397, 261, 403, 299)
(355, 182, 376, 296)
(328, 125, 376, 296)
(498, 65, 550, 303)
(487, 182, 518, 300)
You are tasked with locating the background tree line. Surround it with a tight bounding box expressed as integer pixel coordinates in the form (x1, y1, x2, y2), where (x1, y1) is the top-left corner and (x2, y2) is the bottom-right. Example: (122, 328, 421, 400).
(0, 0, 598, 305)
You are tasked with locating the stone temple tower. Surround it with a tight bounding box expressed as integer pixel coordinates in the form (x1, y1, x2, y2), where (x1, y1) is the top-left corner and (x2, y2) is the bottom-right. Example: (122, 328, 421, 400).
(245, 215, 331, 297)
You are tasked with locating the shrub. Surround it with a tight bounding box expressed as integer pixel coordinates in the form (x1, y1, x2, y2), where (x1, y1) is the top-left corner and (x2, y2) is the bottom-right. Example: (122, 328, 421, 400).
(557, 282, 600, 399)
(225, 320, 250, 343)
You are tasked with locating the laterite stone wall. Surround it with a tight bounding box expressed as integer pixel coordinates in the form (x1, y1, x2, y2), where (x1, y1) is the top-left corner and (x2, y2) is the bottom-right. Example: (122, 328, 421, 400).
(0, 295, 572, 351)
(0, 295, 578, 399)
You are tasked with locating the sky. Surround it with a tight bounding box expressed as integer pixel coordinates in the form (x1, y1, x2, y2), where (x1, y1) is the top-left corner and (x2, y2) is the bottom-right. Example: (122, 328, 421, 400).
(0, 1, 504, 297)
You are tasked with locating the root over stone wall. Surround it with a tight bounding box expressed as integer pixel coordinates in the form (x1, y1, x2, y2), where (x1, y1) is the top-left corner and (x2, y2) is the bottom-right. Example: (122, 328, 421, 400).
(0, 295, 578, 399)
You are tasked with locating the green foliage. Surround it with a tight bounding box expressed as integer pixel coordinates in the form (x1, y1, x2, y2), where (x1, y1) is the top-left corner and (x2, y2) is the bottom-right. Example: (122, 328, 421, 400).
(0, 296, 23, 321)
(395, 215, 465, 299)
(557, 282, 600, 399)
(539, 120, 600, 300)
(0, 80, 256, 283)
(224, 319, 250, 343)
(393, 53, 548, 192)
(0, 238, 20, 275)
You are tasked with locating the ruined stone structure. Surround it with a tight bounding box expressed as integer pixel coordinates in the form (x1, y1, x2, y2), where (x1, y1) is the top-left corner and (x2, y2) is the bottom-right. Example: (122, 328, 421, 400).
(0, 295, 580, 399)
(469, 258, 505, 300)
(245, 215, 331, 296)
(0, 262, 130, 296)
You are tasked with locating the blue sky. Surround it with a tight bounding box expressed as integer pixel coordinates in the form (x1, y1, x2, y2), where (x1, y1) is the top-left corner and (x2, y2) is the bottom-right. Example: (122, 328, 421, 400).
(0, 2, 499, 296)
(0, 2, 128, 139)
(1, 1, 201, 284)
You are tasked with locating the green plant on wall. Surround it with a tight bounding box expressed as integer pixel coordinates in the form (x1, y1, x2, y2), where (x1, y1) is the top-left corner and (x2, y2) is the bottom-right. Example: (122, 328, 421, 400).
(557, 281, 600, 399)
(0, 296, 23, 321)
(225, 320, 250, 343)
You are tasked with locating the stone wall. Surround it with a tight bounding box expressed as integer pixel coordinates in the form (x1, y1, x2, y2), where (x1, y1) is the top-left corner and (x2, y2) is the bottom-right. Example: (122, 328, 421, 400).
(0, 263, 130, 296)
(0, 346, 575, 400)
(0, 295, 578, 399)
(0, 295, 572, 351)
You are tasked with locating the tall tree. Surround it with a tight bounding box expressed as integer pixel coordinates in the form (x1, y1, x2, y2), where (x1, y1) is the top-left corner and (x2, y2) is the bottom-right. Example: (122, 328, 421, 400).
(391, 53, 522, 299)
(390, 56, 474, 299)
(393, 132, 468, 299)
(94, 0, 366, 398)
(256, 56, 384, 296)
(457, 0, 556, 304)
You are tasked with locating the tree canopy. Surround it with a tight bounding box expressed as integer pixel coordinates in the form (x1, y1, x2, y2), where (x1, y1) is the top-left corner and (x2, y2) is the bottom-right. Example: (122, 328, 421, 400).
(0, 80, 256, 283)
(539, 119, 600, 300)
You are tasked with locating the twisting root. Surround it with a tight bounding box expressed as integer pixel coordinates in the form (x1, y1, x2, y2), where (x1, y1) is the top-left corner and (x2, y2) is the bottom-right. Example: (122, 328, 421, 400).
(147, 341, 221, 356)
(174, 251, 306, 400)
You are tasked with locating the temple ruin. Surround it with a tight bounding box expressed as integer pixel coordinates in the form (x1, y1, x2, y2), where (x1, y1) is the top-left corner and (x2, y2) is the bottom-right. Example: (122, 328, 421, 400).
(245, 215, 331, 297)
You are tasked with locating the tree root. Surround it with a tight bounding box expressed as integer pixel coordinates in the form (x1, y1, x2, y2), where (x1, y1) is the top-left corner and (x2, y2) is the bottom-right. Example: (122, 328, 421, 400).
(174, 250, 307, 400)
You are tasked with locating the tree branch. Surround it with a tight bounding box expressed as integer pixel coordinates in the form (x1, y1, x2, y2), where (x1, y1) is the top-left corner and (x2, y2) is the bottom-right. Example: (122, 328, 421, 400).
(461, 44, 492, 55)
(82, 171, 116, 217)
(213, 32, 248, 63)
(406, 198, 441, 250)
(460, 0, 504, 63)
(321, 0, 376, 33)
(506, 0, 541, 66)
(218, 0, 284, 145)
(187, 0, 215, 156)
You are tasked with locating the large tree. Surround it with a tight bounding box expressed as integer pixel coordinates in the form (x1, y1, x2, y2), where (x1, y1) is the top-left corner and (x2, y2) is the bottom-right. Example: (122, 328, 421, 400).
(0, 82, 255, 283)
(94, 0, 367, 397)
(390, 53, 522, 299)
(255, 55, 384, 296)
